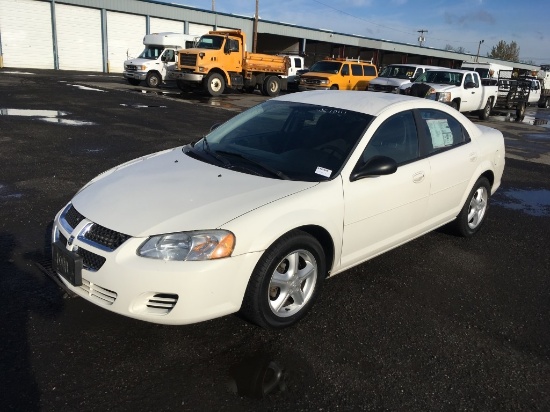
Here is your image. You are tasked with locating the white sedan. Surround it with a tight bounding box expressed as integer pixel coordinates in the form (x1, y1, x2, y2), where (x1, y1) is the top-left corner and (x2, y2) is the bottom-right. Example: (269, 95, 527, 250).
(51, 91, 505, 329)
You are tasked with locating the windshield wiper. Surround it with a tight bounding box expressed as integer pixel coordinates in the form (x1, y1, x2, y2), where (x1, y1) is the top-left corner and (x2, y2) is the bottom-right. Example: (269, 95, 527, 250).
(201, 136, 232, 167)
(215, 150, 290, 180)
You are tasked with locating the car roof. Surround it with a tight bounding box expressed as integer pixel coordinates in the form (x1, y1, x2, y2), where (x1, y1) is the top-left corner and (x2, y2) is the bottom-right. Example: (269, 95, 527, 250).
(274, 90, 453, 117)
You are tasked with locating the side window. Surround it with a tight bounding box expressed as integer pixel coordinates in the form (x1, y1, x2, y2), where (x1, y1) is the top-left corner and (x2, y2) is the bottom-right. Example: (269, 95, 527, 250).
(341, 64, 350, 76)
(229, 39, 239, 52)
(351, 64, 363, 76)
(294, 58, 302, 69)
(364, 65, 376, 76)
(465, 73, 473, 85)
(419, 109, 470, 153)
(163, 49, 175, 62)
(361, 111, 419, 164)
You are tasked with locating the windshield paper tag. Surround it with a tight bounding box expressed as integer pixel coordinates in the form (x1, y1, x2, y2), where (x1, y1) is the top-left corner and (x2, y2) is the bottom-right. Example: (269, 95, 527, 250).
(315, 166, 332, 178)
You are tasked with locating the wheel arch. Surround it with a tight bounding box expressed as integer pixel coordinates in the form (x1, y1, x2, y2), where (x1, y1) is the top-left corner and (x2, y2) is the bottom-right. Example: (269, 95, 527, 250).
(295, 224, 335, 278)
(206, 68, 229, 84)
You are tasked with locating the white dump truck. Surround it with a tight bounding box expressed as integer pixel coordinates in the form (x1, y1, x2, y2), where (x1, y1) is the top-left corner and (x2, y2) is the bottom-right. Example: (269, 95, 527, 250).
(123, 32, 197, 88)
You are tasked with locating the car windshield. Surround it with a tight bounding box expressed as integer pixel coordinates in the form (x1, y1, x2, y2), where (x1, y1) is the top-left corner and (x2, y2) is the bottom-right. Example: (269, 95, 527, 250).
(415, 71, 463, 86)
(308, 61, 343, 74)
(379, 65, 416, 79)
(187, 100, 373, 182)
(138, 46, 164, 60)
(195, 35, 224, 50)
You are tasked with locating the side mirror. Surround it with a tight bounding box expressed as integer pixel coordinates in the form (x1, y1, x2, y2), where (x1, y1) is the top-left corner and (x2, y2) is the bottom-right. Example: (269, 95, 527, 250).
(350, 155, 397, 181)
(464, 81, 476, 89)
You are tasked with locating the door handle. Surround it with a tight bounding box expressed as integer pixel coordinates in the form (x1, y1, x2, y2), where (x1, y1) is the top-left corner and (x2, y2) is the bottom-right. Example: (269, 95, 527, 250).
(412, 171, 425, 183)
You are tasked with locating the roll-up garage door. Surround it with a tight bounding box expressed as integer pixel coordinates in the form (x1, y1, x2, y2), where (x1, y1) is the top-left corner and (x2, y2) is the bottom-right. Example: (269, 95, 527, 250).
(149, 18, 184, 35)
(188, 23, 213, 36)
(56, 4, 102, 71)
(0, 0, 54, 69)
(106, 11, 146, 73)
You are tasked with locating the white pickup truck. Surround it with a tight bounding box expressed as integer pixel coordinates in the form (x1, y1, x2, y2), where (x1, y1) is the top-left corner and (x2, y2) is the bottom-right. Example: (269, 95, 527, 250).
(400, 69, 499, 120)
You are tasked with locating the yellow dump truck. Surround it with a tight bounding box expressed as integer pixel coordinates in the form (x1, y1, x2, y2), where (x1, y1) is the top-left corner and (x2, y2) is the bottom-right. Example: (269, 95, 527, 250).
(168, 30, 290, 97)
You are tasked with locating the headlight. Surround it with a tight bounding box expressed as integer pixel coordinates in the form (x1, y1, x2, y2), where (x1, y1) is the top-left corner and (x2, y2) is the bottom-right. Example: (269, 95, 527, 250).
(319, 79, 329, 85)
(140, 65, 147, 71)
(436, 91, 451, 102)
(138, 230, 235, 261)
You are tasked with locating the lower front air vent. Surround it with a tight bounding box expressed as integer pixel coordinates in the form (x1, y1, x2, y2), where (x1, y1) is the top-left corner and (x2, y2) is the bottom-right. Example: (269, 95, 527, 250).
(77, 248, 106, 271)
(80, 279, 117, 305)
(146, 293, 179, 315)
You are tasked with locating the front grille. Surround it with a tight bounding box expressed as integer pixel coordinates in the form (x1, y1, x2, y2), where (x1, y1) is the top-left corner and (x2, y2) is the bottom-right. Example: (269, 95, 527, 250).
(303, 78, 322, 85)
(65, 205, 85, 229)
(85, 224, 130, 250)
(126, 65, 137, 71)
(371, 84, 395, 92)
(77, 247, 106, 271)
(179, 53, 197, 67)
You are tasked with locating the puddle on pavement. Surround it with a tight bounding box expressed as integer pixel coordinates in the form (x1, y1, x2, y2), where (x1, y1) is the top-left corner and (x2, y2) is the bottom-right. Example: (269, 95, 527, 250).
(2, 71, 35, 75)
(0, 108, 95, 126)
(0, 183, 23, 201)
(493, 188, 550, 217)
(120, 103, 167, 108)
(66, 84, 106, 92)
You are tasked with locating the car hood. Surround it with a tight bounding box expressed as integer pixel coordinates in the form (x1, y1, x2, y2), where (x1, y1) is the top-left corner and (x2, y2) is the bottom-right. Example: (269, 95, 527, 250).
(370, 78, 410, 87)
(124, 58, 155, 66)
(424, 83, 455, 92)
(72, 148, 317, 237)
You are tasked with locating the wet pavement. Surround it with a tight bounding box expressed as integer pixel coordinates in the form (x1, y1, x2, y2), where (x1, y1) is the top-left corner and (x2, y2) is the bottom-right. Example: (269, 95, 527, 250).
(1, 69, 549, 411)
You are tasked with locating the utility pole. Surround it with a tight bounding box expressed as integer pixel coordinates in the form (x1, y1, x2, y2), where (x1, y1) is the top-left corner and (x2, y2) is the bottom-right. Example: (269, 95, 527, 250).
(253, 0, 259, 53)
(417, 29, 428, 47)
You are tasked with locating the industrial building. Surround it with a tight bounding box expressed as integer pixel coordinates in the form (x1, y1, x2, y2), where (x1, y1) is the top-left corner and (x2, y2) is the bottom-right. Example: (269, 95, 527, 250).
(0, 0, 538, 73)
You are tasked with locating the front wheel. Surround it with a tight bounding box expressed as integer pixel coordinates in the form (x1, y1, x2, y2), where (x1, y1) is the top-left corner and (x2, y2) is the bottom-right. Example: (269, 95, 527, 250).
(516, 102, 526, 120)
(145, 72, 161, 88)
(204, 72, 225, 96)
(538, 97, 550, 109)
(450, 100, 459, 110)
(452, 177, 490, 237)
(239, 230, 325, 329)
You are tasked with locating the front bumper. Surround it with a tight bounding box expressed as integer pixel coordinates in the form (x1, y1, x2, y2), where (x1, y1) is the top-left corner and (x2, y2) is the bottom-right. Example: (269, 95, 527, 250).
(167, 71, 204, 82)
(123, 71, 147, 81)
(51, 205, 261, 325)
(298, 85, 330, 91)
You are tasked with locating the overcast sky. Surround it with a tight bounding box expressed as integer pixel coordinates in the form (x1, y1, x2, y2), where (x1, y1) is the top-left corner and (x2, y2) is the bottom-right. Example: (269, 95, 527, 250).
(162, 0, 549, 65)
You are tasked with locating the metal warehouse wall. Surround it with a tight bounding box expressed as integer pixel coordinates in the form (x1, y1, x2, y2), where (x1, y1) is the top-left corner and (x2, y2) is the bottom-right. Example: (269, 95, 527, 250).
(0, 0, 538, 72)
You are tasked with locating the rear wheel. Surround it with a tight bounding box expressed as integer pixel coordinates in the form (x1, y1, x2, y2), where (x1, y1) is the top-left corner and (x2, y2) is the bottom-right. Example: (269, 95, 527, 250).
(127, 78, 141, 86)
(239, 230, 325, 329)
(204, 72, 225, 97)
(263, 76, 281, 97)
(478, 98, 492, 120)
(145, 72, 161, 88)
(516, 102, 526, 120)
(452, 177, 490, 237)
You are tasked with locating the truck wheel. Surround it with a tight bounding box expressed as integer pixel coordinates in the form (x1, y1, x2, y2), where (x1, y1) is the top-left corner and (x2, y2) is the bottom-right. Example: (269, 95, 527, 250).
(478, 98, 492, 120)
(450, 100, 459, 110)
(205, 72, 225, 97)
(516, 102, 526, 120)
(263, 76, 281, 97)
(127, 78, 141, 86)
(539, 97, 550, 109)
(146, 72, 161, 88)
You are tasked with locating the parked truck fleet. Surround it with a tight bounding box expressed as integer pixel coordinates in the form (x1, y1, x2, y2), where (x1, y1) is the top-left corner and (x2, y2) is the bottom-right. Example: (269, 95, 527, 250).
(123, 32, 198, 88)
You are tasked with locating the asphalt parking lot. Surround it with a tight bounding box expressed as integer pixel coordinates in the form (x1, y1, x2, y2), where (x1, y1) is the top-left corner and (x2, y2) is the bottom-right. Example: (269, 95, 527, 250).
(1, 69, 549, 411)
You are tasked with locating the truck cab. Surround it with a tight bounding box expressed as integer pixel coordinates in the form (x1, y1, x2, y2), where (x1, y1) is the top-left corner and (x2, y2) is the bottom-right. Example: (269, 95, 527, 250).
(368, 64, 443, 93)
(123, 32, 197, 88)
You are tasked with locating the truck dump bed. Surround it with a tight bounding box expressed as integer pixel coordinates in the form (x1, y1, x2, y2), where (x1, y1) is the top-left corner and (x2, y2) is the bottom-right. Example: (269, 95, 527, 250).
(243, 52, 289, 75)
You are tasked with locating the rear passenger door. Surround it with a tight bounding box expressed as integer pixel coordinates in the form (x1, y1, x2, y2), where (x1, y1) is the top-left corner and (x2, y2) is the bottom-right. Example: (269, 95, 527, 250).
(418, 108, 477, 223)
(351, 64, 365, 90)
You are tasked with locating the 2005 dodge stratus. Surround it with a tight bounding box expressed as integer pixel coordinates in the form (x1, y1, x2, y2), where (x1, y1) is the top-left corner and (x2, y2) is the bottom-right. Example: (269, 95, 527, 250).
(52, 91, 505, 329)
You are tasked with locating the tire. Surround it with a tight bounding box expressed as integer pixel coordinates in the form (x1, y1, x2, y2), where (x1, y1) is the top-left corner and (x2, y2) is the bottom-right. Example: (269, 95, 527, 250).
(516, 102, 526, 120)
(539, 97, 550, 109)
(239, 230, 325, 329)
(330, 85, 339, 90)
(263, 76, 281, 97)
(204, 72, 225, 97)
(145, 72, 161, 88)
(450, 100, 459, 111)
(478, 98, 492, 120)
(452, 177, 490, 237)
(127, 78, 141, 86)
